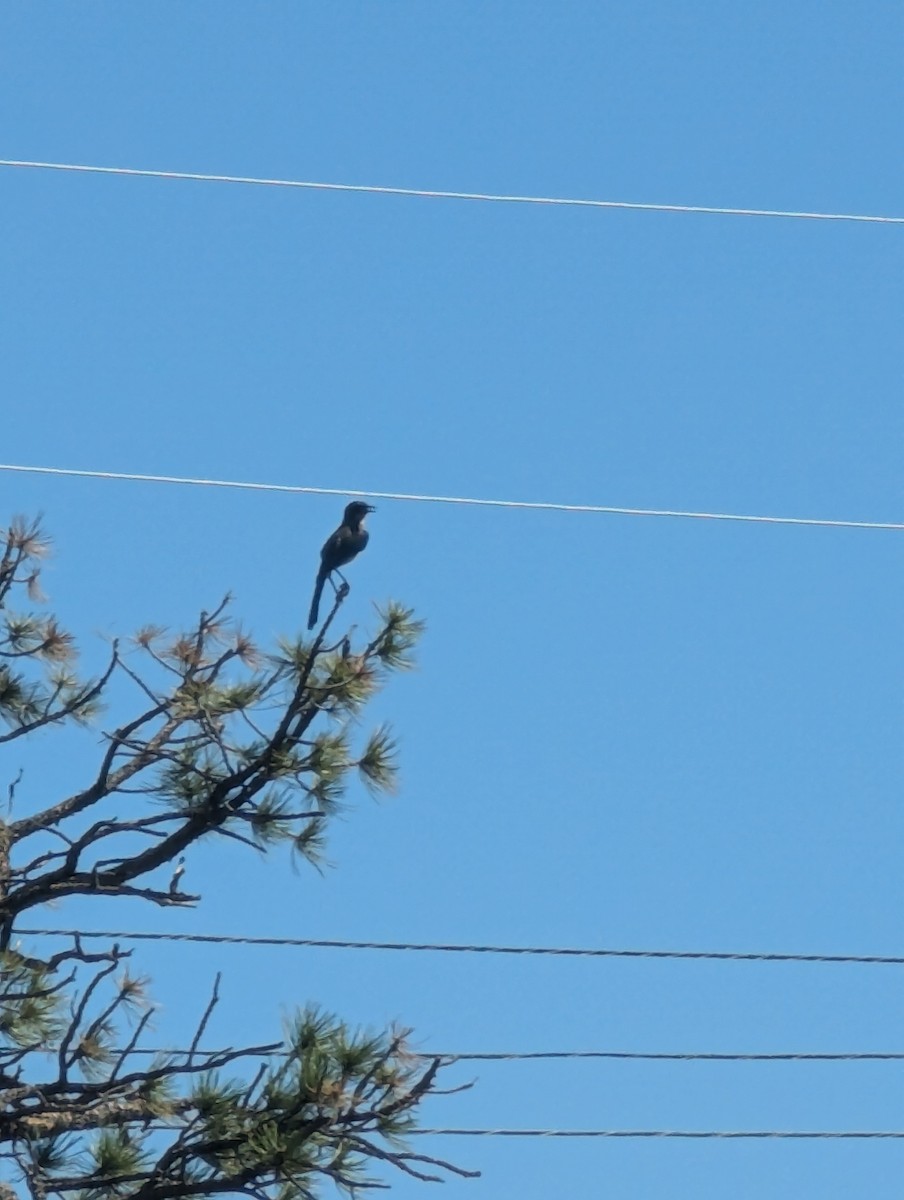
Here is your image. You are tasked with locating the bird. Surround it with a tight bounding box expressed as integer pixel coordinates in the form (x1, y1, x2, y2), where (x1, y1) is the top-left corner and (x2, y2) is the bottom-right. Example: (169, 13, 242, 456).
(169, 856, 186, 895)
(307, 501, 376, 630)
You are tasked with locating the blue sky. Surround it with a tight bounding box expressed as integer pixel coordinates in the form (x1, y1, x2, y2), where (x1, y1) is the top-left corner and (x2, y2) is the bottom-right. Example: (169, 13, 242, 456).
(1, 3, 902, 1197)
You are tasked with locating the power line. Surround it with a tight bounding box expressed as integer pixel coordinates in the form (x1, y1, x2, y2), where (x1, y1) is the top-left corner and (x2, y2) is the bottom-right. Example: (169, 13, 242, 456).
(129, 1123, 904, 1140)
(88, 1047, 904, 1063)
(439, 1050, 904, 1063)
(20, 929, 904, 966)
(1, 463, 900, 532)
(2, 159, 902, 226)
(411, 1128, 904, 1139)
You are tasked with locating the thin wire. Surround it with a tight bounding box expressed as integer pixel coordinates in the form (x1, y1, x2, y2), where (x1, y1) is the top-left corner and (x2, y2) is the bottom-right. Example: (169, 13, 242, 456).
(411, 1128, 904, 1139)
(439, 1050, 904, 1063)
(130, 1123, 904, 1140)
(2, 159, 902, 225)
(20, 929, 904, 966)
(88, 1047, 904, 1063)
(1, 463, 900, 532)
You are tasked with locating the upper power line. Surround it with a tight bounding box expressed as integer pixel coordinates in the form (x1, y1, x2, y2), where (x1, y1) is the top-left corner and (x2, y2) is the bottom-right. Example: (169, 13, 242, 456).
(2, 158, 902, 225)
(1, 463, 901, 532)
(21, 929, 904, 966)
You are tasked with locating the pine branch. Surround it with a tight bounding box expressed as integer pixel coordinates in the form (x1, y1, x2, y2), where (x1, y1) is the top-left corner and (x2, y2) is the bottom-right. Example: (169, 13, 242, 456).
(0, 515, 470, 1197)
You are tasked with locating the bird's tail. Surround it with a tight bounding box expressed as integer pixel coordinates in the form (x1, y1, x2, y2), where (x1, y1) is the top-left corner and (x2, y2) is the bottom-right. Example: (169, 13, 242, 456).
(307, 572, 326, 631)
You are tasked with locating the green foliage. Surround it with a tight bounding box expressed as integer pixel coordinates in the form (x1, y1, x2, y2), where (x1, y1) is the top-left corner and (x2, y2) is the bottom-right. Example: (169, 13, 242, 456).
(0, 952, 64, 1048)
(75, 1129, 151, 1199)
(0, 518, 107, 736)
(358, 724, 399, 795)
(0, 516, 473, 1198)
(168, 1007, 445, 1195)
(24, 1134, 75, 1175)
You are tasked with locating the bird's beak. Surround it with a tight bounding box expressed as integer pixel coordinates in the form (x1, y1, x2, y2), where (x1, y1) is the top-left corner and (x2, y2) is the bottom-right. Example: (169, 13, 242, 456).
(365, 504, 377, 513)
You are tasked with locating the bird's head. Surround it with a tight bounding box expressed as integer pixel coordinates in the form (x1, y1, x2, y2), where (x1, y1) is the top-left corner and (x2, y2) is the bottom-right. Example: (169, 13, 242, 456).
(344, 501, 376, 524)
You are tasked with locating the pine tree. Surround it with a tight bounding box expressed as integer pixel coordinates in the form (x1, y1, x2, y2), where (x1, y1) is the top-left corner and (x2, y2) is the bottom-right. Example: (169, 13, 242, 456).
(0, 515, 475, 1198)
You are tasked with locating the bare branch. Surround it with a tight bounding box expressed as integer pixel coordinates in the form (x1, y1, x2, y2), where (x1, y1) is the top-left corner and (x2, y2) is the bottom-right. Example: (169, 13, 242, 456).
(188, 973, 221, 1066)
(58, 955, 122, 1080)
(9, 698, 175, 842)
(108, 1005, 155, 1082)
(6, 768, 22, 813)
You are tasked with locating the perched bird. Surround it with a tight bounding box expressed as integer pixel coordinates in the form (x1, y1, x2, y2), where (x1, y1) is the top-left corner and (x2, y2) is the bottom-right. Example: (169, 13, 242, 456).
(307, 502, 376, 630)
(169, 856, 186, 895)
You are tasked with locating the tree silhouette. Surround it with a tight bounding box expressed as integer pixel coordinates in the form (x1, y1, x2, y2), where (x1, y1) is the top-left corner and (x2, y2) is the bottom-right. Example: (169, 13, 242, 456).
(0, 515, 475, 1198)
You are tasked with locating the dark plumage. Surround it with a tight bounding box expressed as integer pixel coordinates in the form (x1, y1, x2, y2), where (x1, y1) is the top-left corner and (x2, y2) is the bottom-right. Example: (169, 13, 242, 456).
(307, 501, 376, 630)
